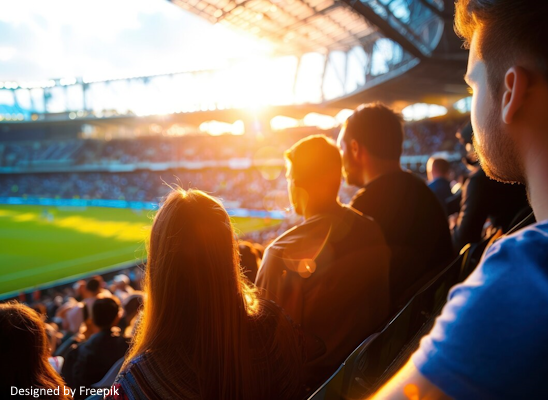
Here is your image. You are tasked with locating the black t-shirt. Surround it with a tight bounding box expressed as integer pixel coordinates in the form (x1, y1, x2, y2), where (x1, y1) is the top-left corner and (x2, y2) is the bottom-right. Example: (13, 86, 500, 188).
(256, 205, 391, 387)
(350, 170, 454, 306)
(453, 167, 530, 251)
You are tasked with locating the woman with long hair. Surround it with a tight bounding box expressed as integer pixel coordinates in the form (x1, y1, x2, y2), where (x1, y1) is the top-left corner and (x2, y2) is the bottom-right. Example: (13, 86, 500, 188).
(107, 189, 305, 400)
(0, 301, 72, 400)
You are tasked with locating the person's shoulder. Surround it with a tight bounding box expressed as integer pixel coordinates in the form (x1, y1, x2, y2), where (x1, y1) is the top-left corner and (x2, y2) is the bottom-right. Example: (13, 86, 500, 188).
(341, 204, 376, 226)
(428, 177, 447, 189)
(115, 353, 148, 382)
(487, 220, 548, 265)
(455, 220, 548, 298)
(349, 187, 366, 207)
(400, 170, 431, 189)
(264, 225, 301, 254)
(464, 167, 488, 191)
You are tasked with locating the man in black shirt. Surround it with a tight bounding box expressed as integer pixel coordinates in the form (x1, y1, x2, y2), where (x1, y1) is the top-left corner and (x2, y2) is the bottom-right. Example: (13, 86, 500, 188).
(256, 135, 391, 388)
(63, 297, 129, 397)
(337, 103, 454, 307)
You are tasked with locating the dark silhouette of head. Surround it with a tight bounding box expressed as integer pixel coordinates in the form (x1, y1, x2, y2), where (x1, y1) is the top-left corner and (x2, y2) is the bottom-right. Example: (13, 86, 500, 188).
(338, 103, 403, 187)
(0, 301, 71, 400)
(86, 278, 101, 296)
(284, 135, 342, 217)
(427, 157, 451, 181)
(92, 297, 121, 330)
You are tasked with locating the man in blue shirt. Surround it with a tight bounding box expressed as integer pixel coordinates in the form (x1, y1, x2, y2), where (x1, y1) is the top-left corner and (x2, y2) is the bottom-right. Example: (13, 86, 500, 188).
(372, 0, 548, 398)
(426, 157, 453, 215)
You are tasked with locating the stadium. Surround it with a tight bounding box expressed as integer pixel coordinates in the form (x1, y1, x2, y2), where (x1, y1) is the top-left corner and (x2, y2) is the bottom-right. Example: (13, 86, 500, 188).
(1, 0, 546, 399)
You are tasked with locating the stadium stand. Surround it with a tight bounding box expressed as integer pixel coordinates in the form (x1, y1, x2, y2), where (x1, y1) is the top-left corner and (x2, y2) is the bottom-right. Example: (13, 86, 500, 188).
(0, 118, 466, 169)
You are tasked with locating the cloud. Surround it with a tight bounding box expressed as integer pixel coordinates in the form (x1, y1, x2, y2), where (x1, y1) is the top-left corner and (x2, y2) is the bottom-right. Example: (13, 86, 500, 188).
(0, 46, 16, 61)
(0, 0, 271, 81)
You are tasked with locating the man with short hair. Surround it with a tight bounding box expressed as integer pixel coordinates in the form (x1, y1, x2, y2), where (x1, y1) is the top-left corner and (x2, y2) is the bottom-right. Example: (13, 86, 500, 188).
(372, 1, 548, 398)
(427, 157, 453, 214)
(256, 135, 391, 388)
(338, 103, 454, 307)
(63, 297, 129, 397)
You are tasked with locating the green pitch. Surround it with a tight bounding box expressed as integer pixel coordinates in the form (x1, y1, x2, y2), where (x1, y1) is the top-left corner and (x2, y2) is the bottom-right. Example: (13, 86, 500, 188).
(0, 205, 279, 296)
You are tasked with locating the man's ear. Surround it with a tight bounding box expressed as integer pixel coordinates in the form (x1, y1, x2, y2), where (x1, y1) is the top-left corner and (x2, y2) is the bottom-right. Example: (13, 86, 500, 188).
(502, 66, 529, 124)
(350, 139, 360, 159)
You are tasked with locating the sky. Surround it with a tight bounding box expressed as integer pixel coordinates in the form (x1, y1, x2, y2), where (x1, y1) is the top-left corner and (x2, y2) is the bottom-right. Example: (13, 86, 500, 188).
(0, 1, 453, 119)
(0, 0, 272, 82)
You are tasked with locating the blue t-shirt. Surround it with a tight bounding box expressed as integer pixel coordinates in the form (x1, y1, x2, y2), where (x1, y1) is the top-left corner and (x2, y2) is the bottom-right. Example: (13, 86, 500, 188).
(413, 220, 548, 400)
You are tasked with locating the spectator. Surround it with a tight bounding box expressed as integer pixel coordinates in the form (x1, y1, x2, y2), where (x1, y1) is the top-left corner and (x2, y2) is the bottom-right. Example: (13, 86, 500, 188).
(73, 280, 86, 302)
(46, 323, 64, 373)
(83, 277, 112, 313)
(373, 0, 548, 398)
(452, 122, 530, 251)
(62, 297, 129, 397)
(63, 278, 112, 335)
(338, 103, 454, 307)
(427, 157, 453, 214)
(106, 189, 305, 400)
(256, 135, 390, 388)
(117, 292, 144, 338)
(0, 301, 71, 400)
(113, 274, 134, 302)
(60, 299, 88, 335)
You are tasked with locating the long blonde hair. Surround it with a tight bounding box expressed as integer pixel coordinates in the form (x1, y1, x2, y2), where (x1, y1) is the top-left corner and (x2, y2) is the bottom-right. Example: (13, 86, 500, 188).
(125, 189, 302, 399)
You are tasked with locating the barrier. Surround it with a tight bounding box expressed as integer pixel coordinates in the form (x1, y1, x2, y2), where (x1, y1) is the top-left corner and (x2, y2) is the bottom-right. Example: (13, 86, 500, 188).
(0, 196, 286, 219)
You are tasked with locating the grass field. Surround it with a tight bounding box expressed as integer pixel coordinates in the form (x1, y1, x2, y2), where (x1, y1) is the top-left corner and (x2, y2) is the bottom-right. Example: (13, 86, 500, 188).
(0, 205, 279, 296)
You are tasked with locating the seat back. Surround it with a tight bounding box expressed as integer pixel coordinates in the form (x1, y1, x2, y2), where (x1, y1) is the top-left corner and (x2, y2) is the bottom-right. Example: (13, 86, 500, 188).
(308, 243, 488, 400)
(53, 334, 78, 358)
(341, 253, 464, 399)
(91, 357, 125, 388)
(307, 334, 378, 400)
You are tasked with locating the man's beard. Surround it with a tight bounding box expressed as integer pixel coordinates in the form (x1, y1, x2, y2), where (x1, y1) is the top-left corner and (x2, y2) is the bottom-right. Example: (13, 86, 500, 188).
(472, 106, 525, 185)
(342, 157, 363, 187)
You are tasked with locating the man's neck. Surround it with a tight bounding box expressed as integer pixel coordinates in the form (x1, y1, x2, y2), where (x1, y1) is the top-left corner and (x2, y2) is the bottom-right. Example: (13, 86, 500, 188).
(526, 156, 548, 222)
(431, 175, 448, 182)
(363, 162, 402, 186)
(303, 199, 341, 220)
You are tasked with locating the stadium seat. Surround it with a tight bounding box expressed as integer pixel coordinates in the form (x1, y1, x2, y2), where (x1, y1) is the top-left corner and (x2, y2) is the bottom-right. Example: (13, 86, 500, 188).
(306, 335, 378, 400)
(308, 248, 478, 400)
(53, 334, 79, 358)
(90, 357, 124, 389)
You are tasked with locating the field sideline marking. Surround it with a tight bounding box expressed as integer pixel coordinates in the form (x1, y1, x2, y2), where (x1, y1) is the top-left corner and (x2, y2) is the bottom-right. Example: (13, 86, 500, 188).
(2, 245, 141, 282)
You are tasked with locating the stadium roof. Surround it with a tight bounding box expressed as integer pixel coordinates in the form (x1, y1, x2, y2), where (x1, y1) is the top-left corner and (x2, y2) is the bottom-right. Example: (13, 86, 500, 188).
(169, 0, 451, 57)
(170, 0, 378, 54)
(168, 0, 470, 106)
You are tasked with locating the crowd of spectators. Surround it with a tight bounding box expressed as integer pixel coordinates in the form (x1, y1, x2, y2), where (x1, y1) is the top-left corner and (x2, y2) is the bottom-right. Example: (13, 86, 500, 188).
(2, 273, 143, 399)
(0, 116, 467, 169)
(0, 168, 360, 211)
(403, 117, 466, 156)
(4, 0, 548, 398)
